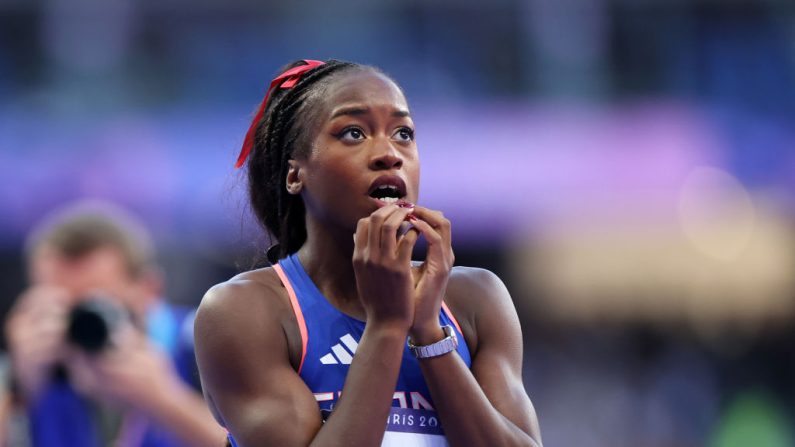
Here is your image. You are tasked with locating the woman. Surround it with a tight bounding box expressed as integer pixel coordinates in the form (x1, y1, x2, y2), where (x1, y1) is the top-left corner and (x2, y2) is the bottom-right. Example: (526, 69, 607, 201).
(194, 59, 542, 447)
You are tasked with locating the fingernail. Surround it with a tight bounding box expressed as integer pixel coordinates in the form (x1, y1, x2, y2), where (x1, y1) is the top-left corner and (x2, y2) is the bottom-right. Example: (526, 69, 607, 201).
(397, 200, 415, 209)
(407, 214, 417, 222)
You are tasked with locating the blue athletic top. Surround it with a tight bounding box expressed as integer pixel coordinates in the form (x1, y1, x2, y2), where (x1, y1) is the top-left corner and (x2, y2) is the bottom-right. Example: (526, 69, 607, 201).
(228, 253, 471, 447)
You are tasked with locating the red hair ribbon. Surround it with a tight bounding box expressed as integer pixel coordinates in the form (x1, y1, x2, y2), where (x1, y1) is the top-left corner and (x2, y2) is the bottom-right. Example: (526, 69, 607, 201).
(235, 59, 326, 168)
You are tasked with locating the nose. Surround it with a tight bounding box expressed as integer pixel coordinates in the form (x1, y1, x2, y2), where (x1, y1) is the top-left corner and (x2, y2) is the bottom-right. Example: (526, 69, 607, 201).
(368, 139, 403, 171)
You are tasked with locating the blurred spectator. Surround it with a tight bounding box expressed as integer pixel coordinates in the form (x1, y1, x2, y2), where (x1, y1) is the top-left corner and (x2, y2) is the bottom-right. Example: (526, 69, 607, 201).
(3, 201, 226, 447)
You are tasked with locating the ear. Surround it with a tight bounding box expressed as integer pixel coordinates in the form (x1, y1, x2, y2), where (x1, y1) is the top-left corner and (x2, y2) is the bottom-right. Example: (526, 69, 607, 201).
(286, 159, 304, 195)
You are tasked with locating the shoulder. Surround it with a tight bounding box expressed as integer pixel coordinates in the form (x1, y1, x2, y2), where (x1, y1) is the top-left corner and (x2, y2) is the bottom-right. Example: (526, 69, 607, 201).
(194, 267, 293, 358)
(197, 267, 286, 321)
(193, 268, 321, 435)
(448, 266, 507, 295)
(444, 266, 517, 353)
(447, 266, 513, 314)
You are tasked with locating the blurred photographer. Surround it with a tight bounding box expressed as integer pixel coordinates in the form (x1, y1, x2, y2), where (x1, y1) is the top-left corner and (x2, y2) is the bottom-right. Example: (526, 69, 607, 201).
(4, 202, 226, 447)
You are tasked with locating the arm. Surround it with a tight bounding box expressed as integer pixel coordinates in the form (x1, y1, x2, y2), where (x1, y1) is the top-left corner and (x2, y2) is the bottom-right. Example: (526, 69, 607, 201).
(64, 325, 228, 447)
(409, 207, 542, 447)
(195, 205, 420, 447)
(194, 280, 406, 447)
(417, 269, 541, 447)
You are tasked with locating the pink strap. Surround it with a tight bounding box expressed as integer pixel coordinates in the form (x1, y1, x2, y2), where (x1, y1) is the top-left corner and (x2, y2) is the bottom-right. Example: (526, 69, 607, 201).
(273, 263, 309, 374)
(441, 301, 464, 338)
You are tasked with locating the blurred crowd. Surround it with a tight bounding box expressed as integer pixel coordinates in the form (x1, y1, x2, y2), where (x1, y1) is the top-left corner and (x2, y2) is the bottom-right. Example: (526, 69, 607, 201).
(1, 0, 794, 445)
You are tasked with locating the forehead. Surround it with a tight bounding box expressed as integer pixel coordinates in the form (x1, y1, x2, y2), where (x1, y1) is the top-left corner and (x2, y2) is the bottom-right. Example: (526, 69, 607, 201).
(30, 245, 131, 292)
(320, 69, 409, 116)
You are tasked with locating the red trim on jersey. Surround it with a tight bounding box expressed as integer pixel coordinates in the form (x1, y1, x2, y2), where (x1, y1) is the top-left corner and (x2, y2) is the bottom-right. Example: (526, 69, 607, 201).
(273, 263, 308, 374)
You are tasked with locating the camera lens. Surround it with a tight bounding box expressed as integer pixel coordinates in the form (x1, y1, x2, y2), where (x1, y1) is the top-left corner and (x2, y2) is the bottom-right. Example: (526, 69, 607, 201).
(67, 298, 125, 353)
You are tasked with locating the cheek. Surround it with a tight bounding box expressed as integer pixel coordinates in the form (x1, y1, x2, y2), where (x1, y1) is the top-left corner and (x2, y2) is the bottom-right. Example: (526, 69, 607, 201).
(404, 154, 420, 188)
(301, 163, 357, 212)
(307, 160, 351, 191)
(306, 148, 361, 189)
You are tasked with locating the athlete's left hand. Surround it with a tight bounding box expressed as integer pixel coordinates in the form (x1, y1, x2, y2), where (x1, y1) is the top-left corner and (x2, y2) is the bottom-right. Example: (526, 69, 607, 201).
(406, 206, 454, 344)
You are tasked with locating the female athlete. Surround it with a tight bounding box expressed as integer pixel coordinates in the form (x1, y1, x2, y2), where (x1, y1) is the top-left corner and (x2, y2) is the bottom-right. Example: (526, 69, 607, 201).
(194, 59, 542, 447)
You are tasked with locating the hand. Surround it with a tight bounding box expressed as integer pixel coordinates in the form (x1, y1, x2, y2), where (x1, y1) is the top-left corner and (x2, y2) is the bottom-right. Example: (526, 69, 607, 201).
(5, 286, 70, 400)
(352, 204, 421, 329)
(405, 206, 454, 344)
(65, 323, 182, 412)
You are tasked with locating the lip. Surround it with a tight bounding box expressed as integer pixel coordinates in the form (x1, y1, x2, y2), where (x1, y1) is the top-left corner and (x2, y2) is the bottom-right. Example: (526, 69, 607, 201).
(367, 175, 407, 199)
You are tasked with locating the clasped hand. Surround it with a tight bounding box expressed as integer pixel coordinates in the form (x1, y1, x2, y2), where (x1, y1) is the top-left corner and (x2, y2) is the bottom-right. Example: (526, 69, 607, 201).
(352, 204, 454, 341)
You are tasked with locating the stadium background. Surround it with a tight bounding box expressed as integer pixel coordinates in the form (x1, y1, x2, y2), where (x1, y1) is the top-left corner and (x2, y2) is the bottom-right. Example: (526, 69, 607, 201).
(1, 0, 794, 445)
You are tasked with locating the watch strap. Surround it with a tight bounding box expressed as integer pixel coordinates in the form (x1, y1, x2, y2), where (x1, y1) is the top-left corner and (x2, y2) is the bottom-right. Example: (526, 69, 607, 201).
(408, 325, 458, 359)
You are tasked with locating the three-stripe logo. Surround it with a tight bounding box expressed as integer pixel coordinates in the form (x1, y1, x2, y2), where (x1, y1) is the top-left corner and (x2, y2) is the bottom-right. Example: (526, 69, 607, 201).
(319, 333, 359, 365)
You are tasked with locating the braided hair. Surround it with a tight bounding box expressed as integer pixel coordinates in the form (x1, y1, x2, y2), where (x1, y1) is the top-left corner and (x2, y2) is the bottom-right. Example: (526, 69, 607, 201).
(244, 59, 369, 263)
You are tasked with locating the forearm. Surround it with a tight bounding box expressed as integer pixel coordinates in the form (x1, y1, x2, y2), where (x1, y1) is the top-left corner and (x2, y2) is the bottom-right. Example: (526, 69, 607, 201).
(143, 380, 228, 447)
(310, 322, 407, 447)
(418, 353, 540, 447)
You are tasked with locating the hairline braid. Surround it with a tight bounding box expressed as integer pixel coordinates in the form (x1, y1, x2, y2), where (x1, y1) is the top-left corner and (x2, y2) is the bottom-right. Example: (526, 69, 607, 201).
(247, 60, 361, 262)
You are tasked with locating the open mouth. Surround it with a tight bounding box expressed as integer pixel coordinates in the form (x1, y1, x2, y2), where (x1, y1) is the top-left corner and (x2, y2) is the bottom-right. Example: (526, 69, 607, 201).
(370, 185, 402, 204)
(368, 176, 407, 205)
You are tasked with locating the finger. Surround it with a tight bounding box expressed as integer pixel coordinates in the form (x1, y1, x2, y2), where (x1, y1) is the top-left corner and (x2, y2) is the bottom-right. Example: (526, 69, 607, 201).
(13, 287, 70, 320)
(408, 218, 443, 249)
(27, 285, 72, 308)
(16, 335, 64, 365)
(367, 207, 391, 258)
(11, 315, 66, 351)
(366, 205, 404, 258)
(408, 218, 448, 265)
(411, 206, 452, 248)
(108, 323, 146, 354)
(397, 227, 420, 263)
(354, 217, 370, 255)
(380, 207, 415, 257)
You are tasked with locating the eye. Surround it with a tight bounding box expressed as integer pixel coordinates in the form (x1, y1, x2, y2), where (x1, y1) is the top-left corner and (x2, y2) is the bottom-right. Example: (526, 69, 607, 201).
(338, 126, 366, 142)
(393, 127, 414, 142)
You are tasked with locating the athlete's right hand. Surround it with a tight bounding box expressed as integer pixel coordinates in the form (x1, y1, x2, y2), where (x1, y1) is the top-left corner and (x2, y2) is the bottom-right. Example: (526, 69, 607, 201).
(352, 203, 420, 328)
(5, 286, 70, 400)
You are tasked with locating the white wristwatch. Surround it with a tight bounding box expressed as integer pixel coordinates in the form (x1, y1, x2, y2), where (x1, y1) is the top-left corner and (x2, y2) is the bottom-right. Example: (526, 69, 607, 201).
(408, 325, 458, 359)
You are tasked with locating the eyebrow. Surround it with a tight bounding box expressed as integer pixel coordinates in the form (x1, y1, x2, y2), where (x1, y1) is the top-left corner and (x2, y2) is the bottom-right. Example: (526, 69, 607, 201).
(330, 106, 411, 119)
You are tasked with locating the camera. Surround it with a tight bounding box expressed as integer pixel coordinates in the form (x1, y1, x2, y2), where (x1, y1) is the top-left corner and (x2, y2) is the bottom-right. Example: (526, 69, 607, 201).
(66, 297, 128, 353)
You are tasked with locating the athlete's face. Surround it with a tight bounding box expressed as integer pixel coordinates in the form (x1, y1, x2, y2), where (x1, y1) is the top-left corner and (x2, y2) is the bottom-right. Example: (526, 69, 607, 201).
(290, 70, 420, 230)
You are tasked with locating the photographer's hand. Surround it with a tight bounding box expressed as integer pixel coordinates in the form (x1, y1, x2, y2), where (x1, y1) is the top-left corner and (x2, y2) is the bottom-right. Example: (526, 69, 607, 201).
(5, 286, 70, 401)
(66, 324, 174, 407)
(66, 324, 226, 447)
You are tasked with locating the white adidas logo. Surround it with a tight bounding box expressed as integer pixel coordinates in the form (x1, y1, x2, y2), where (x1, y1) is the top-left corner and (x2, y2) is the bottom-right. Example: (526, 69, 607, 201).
(319, 333, 359, 365)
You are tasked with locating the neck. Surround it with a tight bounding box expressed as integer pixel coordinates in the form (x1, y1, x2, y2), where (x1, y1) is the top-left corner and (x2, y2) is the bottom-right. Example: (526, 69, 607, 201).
(295, 216, 364, 317)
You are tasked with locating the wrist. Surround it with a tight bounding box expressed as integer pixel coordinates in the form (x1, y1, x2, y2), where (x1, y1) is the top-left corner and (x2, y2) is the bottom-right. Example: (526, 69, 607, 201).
(409, 323, 445, 346)
(408, 325, 458, 359)
(366, 319, 411, 340)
